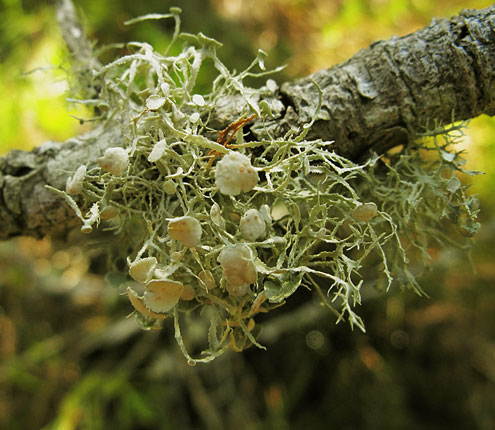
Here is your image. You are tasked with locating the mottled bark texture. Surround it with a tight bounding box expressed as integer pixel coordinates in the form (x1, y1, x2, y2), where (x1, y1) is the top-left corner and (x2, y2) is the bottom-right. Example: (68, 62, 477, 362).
(0, 5, 493, 240)
(0, 127, 121, 239)
(253, 5, 495, 160)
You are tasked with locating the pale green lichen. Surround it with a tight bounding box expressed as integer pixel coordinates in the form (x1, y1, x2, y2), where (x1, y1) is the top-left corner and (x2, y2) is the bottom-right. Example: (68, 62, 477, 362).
(53, 9, 480, 363)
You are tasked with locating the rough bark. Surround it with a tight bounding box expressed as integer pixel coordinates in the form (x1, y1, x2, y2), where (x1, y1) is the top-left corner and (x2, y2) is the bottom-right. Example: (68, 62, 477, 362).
(0, 4, 493, 240)
(0, 126, 121, 239)
(254, 5, 495, 160)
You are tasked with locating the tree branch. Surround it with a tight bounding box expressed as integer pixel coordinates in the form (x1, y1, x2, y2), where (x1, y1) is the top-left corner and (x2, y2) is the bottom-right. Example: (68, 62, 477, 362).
(1, 5, 493, 240)
(254, 5, 495, 160)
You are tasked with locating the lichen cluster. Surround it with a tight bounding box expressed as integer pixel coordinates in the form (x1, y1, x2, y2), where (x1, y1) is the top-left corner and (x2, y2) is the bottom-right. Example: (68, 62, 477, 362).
(53, 9, 480, 363)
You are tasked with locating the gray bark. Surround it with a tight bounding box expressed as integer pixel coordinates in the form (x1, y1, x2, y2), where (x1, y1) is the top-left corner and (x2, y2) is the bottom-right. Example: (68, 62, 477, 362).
(255, 5, 495, 160)
(0, 4, 493, 240)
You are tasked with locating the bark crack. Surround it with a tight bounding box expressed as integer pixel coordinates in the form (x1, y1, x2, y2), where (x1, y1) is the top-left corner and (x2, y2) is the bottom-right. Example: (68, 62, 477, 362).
(381, 42, 418, 136)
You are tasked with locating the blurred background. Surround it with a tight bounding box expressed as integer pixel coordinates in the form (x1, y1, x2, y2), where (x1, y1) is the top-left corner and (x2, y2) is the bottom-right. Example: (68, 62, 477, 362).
(0, 1, 493, 429)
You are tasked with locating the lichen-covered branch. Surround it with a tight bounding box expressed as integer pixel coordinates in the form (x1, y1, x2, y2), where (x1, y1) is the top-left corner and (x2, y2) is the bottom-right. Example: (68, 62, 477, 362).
(0, 2, 485, 359)
(0, 126, 121, 239)
(255, 5, 495, 160)
(0, 4, 493, 241)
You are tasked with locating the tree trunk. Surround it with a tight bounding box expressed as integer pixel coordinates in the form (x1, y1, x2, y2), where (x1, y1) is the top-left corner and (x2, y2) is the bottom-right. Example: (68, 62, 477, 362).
(0, 4, 493, 240)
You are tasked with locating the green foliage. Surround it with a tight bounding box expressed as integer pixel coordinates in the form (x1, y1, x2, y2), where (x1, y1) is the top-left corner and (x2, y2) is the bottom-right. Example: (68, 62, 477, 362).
(50, 9, 482, 363)
(0, 0, 86, 154)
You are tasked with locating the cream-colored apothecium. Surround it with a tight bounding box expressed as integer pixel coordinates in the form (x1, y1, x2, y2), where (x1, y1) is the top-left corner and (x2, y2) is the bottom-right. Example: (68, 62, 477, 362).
(215, 151, 258, 195)
(129, 257, 157, 283)
(168, 216, 202, 248)
(240, 209, 266, 241)
(198, 270, 216, 289)
(143, 279, 184, 313)
(218, 244, 257, 296)
(352, 202, 378, 222)
(98, 147, 129, 176)
(66, 165, 87, 195)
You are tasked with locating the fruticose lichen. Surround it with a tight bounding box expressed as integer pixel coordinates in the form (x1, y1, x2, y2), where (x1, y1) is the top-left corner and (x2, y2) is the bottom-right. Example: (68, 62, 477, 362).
(53, 9, 480, 364)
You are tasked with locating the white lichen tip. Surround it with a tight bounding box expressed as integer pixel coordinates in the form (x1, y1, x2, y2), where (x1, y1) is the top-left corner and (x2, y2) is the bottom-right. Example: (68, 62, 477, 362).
(215, 151, 258, 195)
(146, 95, 166, 110)
(143, 279, 184, 313)
(240, 209, 266, 241)
(148, 139, 167, 162)
(168, 216, 202, 248)
(98, 147, 129, 176)
(66, 165, 87, 195)
(259, 204, 272, 224)
(192, 94, 205, 106)
(218, 244, 257, 296)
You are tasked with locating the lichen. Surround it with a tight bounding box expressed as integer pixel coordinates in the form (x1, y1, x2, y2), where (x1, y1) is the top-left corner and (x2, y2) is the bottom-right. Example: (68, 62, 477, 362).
(53, 9, 480, 364)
